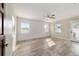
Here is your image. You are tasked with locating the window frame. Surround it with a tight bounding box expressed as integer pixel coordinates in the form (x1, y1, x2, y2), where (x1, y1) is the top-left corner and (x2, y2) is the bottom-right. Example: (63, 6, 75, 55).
(55, 23, 61, 33)
(20, 21, 30, 33)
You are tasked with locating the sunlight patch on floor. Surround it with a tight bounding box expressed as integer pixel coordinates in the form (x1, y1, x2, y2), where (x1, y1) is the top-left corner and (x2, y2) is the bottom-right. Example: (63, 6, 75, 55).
(46, 38, 56, 47)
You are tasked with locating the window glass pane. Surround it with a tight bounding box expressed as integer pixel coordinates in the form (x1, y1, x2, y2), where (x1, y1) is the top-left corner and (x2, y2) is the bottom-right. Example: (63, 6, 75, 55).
(55, 24, 61, 33)
(21, 22, 30, 33)
(44, 23, 49, 32)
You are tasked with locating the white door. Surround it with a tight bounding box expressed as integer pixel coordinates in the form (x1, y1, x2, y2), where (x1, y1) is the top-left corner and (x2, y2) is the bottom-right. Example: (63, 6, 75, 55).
(4, 16, 16, 56)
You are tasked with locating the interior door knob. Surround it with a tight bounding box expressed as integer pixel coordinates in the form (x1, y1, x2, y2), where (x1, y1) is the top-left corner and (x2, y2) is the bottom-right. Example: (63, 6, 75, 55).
(0, 43, 8, 47)
(4, 43, 8, 47)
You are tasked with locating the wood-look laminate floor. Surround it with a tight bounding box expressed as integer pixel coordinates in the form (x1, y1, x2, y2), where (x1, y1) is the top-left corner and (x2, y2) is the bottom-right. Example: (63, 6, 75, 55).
(13, 37, 73, 56)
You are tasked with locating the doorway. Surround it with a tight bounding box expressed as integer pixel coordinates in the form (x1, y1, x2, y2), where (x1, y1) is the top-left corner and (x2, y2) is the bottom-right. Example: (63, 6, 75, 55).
(0, 3, 5, 56)
(71, 22, 79, 42)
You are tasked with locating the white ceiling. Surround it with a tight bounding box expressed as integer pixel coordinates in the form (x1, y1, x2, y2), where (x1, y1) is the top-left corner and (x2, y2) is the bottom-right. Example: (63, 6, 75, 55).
(8, 3, 79, 21)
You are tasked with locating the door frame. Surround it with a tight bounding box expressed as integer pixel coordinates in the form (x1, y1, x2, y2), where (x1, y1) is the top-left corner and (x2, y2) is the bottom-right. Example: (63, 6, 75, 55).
(0, 3, 5, 56)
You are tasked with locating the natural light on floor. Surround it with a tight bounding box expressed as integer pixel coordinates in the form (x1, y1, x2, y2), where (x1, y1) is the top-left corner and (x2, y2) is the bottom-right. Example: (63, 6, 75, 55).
(46, 38, 56, 47)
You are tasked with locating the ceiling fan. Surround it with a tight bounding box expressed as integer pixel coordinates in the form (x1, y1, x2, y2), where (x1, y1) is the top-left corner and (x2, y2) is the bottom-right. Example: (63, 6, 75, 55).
(43, 13, 55, 22)
(47, 14, 55, 19)
(44, 13, 55, 19)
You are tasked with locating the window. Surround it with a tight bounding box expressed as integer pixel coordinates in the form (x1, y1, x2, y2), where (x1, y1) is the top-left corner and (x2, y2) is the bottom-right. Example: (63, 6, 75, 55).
(44, 23, 49, 32)
(55, 24, 61, 33)
(21, 22, 30, 33)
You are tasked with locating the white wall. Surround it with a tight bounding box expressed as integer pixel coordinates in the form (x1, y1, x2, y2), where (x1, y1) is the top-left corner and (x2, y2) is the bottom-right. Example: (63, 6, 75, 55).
(16, 17, 50, 41)
(50, 16, 79, 40)
(50, 20, 70, 40)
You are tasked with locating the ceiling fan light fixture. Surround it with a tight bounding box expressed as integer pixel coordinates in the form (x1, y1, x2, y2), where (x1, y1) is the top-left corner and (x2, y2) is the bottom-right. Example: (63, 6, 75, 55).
(47, 14, 55, 19)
